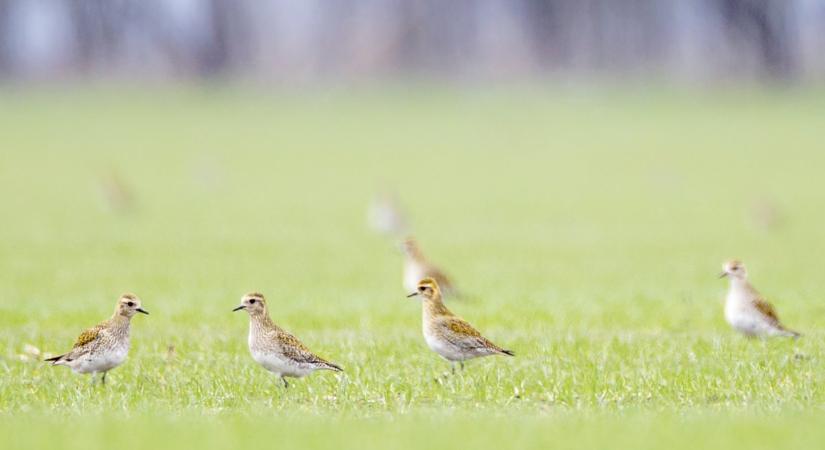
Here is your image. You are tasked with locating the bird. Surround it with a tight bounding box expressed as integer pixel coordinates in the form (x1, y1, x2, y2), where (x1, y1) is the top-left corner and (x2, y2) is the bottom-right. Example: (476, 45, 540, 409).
(720, 260, 800, 338)
(401, 238, 456, 297)
(407, 278, 513, 372)
(98, 169, 136, 214)
(367, 190, 409, 237)
(232, 292, 342, 387)
(45, 293, 149, 384)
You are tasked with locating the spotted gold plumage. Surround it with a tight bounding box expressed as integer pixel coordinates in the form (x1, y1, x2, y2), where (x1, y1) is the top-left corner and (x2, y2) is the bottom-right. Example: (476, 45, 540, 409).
(447, 319, 480, 337)
(753, 297, 780, 324)
(411, 277, 514, 369)
(234, 292, 343, 387)
(445, 318, 509, 353)
(722, 260, 800, 338)
(45, 294, 148, 384)
(73, 326, 102, 348)
(269, 328, 340, 369)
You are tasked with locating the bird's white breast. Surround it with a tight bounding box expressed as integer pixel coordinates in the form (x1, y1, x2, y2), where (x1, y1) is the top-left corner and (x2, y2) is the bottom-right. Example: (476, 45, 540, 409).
(250, 350, 312, 378)
(71, 342, 129, 374)
(423, 325, 464, 362)
(725, 283, 777, 336)
(724, 284, 748, 324)
(248, 329, 311, 378)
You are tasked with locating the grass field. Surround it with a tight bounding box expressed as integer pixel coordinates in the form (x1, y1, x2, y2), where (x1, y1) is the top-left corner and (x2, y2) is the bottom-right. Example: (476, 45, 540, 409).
(1, 86, 824, 449)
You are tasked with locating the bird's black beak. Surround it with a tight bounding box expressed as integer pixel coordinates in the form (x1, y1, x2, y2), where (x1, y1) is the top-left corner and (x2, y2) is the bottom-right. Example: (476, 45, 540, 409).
(718, 272, 728, 279)
(232, 305, 246, 312)
(136, 308, 149, 315)
(406, 292, 419, 298)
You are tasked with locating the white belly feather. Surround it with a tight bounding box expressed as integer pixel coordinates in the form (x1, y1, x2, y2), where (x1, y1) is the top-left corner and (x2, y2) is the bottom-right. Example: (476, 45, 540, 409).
(251, 350, 313, 378)
(248, 331, 313, 378)
(423, 327, 466, 362)
(725, 288, 781, 337)
(70, 344, 129, 374)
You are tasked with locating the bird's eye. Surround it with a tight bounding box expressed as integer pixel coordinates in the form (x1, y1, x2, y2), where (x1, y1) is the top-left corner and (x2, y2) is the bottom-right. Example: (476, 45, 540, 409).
(249, 299, 256, 304)
(127, 301, 135, 307)
(419, 286, 426, 292)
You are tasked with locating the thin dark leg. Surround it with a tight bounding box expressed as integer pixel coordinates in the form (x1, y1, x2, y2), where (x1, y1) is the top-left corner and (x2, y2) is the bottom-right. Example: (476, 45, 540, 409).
(281, 377, 289, 388)
(101, 372, 107, 385)
(459, 361, 465, 371)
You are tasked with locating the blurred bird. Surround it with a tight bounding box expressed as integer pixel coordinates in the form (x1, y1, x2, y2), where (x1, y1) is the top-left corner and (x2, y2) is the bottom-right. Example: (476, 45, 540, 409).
(98, 169, 135, 214)
(748, 198, 784, 232)
(720, 260, 800, 338)
(233, 293, 342, 387)
(401, 237, 456, 297)
(165, 344, 177, 362)
(45, 294, 149, 384)
(407, 278, 513, 372)
(367, 190, 409, 237)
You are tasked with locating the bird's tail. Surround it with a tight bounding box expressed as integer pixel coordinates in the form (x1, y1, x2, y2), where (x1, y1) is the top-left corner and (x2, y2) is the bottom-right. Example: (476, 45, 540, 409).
(781, 327, 802, 339)
(44, 354, 66, 364)
(321, 361, 344, 372)
(500, 349, 515, 357)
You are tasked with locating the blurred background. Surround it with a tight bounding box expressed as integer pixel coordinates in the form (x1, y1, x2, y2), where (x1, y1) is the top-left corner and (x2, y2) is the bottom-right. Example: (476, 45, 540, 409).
(0, 0, 824, 84)
(1, 0, 824, 315)
(2, 2, 825, 439)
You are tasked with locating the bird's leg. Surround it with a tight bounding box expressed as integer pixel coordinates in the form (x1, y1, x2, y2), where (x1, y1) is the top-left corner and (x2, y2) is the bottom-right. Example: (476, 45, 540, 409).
(459, 361, 465, 372)
(101, 371, 107, 385)
(90, 372, 98, 386)
(450, 362, 456, 375)
(281, 376, 289, 388)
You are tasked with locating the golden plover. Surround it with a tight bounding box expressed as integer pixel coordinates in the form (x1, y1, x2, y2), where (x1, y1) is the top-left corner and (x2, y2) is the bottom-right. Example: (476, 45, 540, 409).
(367, 190, 409, 237)
(45, 293, 149, 384)
(98, 169, 135, 214)
(401, 238, 455, 297)
(407, 278, 513, 372)
(720, 260, 800, 338)
(233, 292, 342, 387)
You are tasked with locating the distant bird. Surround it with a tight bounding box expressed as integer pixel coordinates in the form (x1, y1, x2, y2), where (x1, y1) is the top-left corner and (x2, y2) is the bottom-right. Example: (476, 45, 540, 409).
(45, 294, 149, 384)
(407, 278, 513, 372)
(720, 260, 800, 338)
(233, 293, 342, 387)
(748, 198, 784, 232)
(401, 238, 456, 297)
(367, 190, 409, 237)
(98, 170, 135, 214)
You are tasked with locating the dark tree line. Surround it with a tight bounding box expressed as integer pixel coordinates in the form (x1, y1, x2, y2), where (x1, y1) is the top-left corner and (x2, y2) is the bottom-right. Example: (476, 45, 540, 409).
(0, 0, 819, 81)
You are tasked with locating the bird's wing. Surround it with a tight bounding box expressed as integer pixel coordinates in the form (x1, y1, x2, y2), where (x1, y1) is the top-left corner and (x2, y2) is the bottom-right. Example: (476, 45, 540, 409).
(442, 317, 506, 354)
(446, 317, 482, 338)
(73, 325, 104, 348)
(277, 330, 342, 370)
(753, 297, 781, 325)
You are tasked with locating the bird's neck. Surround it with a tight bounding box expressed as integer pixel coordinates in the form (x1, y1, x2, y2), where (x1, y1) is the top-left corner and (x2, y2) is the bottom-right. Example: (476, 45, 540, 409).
(109, 313, 131, 327)
(250, 312, 276, 333)
(423, 296, 450, 319)
(107, 314, 132, 337)
(727, 277, 754, 301)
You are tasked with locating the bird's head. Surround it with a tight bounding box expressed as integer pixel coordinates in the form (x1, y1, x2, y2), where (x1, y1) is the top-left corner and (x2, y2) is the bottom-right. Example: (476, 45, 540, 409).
(233, 292, 267, 315)
(116, 293, 149, 318)
(720, 260, 747, 280)
(407, 278, 441, 301)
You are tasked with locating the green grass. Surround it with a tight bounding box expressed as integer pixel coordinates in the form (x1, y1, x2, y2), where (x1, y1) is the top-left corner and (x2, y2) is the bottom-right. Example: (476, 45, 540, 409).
(1, 86, 824, 449)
